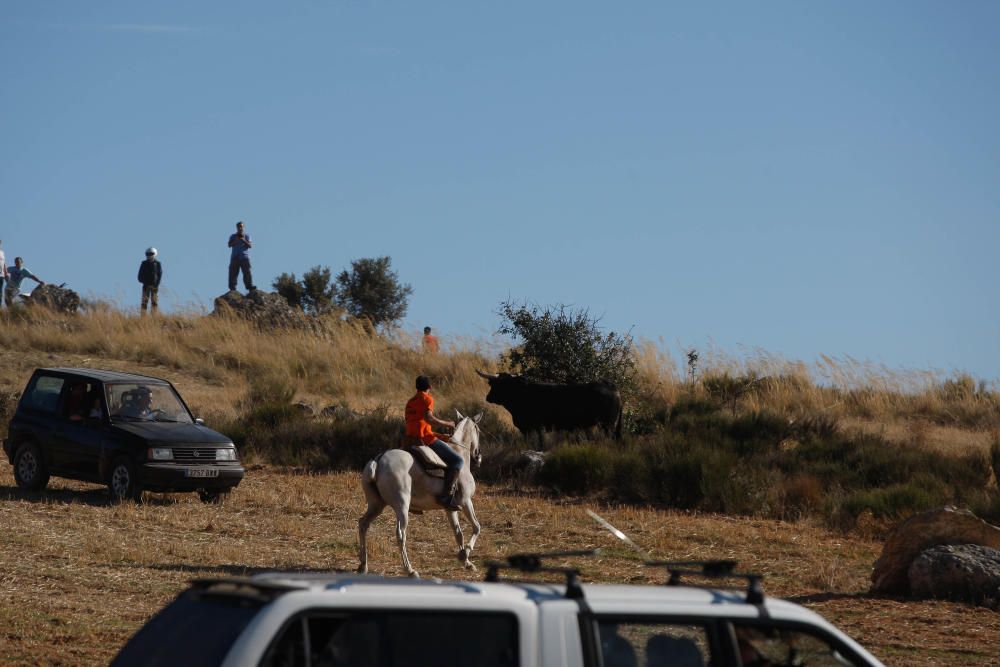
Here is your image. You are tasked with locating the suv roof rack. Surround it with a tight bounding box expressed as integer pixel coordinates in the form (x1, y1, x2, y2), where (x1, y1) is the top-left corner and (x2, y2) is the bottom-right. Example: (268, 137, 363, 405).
(484, 550, 600, 600)
(644, 560, 765, 604)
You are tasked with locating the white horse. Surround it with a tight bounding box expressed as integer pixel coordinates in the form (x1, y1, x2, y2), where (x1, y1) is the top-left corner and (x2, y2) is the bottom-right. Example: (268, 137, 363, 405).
(357, 411, 483, 577)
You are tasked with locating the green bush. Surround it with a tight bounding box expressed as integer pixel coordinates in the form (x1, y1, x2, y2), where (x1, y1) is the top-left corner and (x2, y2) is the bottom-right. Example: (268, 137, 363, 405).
(495, 299, 636, 397)
(537, 443, 616, 495)
(840, 481, 944, 520)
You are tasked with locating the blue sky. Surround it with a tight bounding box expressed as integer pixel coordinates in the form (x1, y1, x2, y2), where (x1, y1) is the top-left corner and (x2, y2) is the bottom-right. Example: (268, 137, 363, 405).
(2, 1, 998, 380)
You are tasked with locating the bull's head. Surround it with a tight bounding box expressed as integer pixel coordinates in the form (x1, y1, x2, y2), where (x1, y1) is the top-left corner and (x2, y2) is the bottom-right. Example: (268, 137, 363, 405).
(475, 369, 524, 406)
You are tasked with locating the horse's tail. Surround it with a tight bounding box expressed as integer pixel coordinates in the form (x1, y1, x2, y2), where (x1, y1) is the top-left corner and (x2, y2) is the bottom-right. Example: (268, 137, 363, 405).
(362, 455, 379, 486)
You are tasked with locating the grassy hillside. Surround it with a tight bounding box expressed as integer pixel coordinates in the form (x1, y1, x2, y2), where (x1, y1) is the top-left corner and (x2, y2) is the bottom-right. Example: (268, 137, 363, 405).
(1, 306, 999, 666)
(1, 306, 997, 533)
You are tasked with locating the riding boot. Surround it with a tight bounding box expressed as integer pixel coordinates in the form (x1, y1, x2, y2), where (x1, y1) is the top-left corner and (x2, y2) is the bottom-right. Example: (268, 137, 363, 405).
(437, 467, 461, 511)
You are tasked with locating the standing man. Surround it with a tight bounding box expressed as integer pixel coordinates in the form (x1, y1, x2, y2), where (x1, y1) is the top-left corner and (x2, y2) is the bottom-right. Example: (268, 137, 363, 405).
(5, 257, 44, 305)
(137, 247, 162, 314)
(422, 326, 440, 353)
(227, 220, 255, 292)
(404, 375, 461, 510)
(0, 240, 7, 308)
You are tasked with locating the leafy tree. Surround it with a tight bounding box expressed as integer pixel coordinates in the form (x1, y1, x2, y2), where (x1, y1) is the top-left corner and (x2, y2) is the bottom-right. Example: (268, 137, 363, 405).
(272, 273, 304, 310)
(496, 299, 636, 394)
(335, 256, 413, 328)
(273, 267, 338, 315)
(300, 266, 337, 315)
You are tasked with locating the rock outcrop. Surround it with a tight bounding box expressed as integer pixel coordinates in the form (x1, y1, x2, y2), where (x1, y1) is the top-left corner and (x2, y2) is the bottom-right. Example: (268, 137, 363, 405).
(212, 290, 307, 329)
(27, 284, 81, 313)
(870, 506, 1000, 595)
(908, 544, 1000, 608)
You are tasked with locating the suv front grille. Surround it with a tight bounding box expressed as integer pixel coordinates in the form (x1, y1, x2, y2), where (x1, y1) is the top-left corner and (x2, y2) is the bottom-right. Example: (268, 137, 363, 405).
(173, 447, 219, 462)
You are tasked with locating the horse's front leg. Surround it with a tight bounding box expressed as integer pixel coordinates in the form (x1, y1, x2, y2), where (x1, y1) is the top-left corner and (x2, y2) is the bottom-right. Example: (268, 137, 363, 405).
(446, 510, 473, 569)
(458, 500, 482, 569)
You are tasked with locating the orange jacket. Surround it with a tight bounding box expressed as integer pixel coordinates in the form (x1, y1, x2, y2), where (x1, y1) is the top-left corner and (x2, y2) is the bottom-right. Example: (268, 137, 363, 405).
(404, 391, 444, 445)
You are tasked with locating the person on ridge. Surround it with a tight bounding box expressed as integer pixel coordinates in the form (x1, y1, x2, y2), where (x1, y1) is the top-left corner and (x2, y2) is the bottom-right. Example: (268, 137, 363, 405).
(404, 375, 461, 510)
(137, 247, 162, 315)
(5, 257, 45, 305)
(227, 220, 255, 292)
(422, 326, 439, 353)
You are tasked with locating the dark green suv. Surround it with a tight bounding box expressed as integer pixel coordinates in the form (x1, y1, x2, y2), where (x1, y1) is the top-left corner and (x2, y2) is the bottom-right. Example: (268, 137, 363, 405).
(3, 368, 244, 502)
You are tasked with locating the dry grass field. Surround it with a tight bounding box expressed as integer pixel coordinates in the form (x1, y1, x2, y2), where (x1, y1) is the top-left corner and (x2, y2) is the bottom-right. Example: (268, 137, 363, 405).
(2, 466, 999, 666)
(1, 308, 998, 665)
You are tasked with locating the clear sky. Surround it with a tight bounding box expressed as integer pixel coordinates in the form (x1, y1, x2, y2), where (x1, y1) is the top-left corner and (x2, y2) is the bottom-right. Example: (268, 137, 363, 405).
(2, 1, 998, 380)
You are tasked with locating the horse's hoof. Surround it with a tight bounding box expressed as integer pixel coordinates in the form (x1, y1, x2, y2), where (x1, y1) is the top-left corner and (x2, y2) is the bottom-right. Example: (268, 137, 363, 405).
(465, 562, 478, 572)
(457, 548, 468, 562)
(357, 566, 367, 574)
(408, 570, 420, 579)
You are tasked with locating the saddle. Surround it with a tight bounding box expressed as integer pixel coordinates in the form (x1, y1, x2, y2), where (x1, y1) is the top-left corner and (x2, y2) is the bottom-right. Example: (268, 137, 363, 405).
(399, 436, 446, 478)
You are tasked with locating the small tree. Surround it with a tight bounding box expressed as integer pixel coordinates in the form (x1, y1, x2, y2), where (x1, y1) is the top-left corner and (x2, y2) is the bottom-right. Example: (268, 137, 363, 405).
(496, 299, 636, 394)
(272, 273, 304, 310)
(300, 266, 337, 315)
(335, 256, 413, 328)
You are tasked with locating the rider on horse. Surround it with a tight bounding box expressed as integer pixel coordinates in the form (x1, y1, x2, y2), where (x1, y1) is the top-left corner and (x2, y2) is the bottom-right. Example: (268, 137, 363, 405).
(404, 376, 462, 510)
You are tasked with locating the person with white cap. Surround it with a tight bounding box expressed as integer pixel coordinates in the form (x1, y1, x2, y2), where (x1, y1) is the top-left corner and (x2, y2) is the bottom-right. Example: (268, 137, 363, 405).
(137, 247, 162, 314)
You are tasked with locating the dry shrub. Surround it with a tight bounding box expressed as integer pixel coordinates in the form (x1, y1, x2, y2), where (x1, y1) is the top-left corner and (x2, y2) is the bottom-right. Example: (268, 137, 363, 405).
(782, 473, 824, 518)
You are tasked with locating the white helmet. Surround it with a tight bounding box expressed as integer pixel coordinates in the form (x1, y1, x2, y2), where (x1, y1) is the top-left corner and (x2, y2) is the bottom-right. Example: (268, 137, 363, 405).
(145, 247, 158, 257)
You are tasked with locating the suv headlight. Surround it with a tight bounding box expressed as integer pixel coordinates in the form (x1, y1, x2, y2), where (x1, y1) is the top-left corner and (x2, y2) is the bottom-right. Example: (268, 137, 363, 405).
(148, 447, 173, 460)
(216, 448, 237, 461)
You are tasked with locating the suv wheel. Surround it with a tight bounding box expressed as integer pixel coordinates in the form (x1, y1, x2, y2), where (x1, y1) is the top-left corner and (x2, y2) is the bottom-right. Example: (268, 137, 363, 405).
(13, 443, 50, 491)
(109, 457, 142, 502)
(198, 489, 229, 504)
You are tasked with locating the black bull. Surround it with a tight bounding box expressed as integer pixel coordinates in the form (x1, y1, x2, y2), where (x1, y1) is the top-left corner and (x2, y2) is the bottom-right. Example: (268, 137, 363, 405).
(476, 371, 623, 442)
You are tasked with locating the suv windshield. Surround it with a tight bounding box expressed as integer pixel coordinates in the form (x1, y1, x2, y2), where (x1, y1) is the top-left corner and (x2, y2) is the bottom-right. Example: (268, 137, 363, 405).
(105, 383, 193, 424)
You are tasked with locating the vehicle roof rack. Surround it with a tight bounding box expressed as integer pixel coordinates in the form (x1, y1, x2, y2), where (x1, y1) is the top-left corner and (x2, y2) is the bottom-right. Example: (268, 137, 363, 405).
(484, 549, 600, 600)
(643, 560, 765, 604)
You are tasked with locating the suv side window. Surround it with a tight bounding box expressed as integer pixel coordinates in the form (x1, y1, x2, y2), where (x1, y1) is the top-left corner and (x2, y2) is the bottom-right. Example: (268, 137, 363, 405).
(597, 620, 713, 667)
(731, 623, 866, 667)
(21, 375, 65, 414)
(261, 610, 520, 667)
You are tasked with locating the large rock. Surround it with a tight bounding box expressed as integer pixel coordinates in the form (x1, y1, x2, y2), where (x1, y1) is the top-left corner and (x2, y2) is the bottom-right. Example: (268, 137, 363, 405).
(27, 283, 81, 313)
(870, 506, 1000, 595)
(212, 290, 307, 329)
(908, 544, 1000, 608)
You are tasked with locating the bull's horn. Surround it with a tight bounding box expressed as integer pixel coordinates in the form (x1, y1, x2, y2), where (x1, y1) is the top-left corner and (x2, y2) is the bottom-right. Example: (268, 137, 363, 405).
(475, 369, 498, 380)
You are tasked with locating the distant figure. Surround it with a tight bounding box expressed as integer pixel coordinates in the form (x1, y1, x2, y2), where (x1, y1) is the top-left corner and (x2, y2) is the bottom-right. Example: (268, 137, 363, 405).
(422, 326, 440, 353)
(137, 247, 162, 315)
(0, 240, 7, 308)
(5, 257, 45, 305)
(227, 220, 255, 292)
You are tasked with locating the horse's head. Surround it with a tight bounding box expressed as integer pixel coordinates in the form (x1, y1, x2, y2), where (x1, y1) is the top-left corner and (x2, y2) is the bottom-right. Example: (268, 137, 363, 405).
(454, 410, 483, 470)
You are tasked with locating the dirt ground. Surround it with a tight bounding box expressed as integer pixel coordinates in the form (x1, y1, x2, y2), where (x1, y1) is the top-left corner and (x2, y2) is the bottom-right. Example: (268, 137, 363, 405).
(0, 466, 997, 666)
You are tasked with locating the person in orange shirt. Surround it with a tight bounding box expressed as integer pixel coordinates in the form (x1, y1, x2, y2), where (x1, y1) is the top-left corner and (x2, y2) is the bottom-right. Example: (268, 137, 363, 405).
(404, 375, 461, 509)
(422, 326, 440, 353)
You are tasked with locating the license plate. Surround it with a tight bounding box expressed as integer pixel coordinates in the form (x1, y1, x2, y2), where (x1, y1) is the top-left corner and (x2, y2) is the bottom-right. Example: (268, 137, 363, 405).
(185, 468, 219, 478)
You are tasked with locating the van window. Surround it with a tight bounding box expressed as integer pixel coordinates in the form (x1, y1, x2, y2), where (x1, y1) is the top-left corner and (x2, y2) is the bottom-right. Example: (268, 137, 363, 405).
(22, 375, 65, 414)
(262, 610, 520, 667)
(732, 623, 865, 667)
(597, 620, 712, 667)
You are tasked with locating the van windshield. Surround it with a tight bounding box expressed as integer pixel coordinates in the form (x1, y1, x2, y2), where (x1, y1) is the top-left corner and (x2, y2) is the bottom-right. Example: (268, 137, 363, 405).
(105, 383, 193, 424)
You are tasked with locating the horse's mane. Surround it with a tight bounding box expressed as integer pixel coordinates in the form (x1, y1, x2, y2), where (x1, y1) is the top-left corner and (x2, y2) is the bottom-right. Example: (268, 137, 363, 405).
(450, 416, 471, 445)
